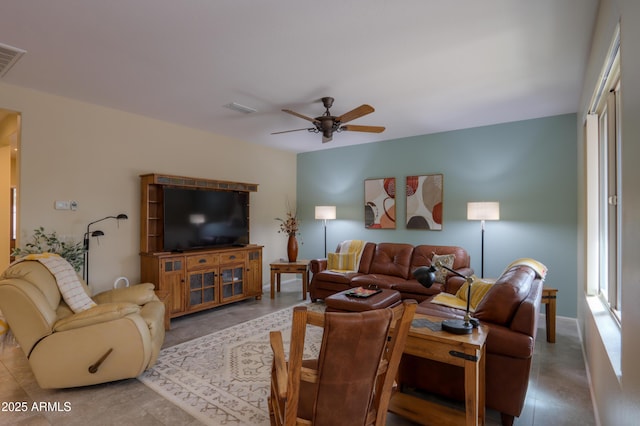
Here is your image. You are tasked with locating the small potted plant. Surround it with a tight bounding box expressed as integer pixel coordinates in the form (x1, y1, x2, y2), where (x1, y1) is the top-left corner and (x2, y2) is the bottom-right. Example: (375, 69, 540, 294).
(11, 227, 85, 272)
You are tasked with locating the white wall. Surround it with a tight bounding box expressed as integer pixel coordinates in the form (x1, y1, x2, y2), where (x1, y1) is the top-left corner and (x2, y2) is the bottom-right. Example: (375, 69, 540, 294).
(577, 0, 640, 424)
(0, 82, 297, 295)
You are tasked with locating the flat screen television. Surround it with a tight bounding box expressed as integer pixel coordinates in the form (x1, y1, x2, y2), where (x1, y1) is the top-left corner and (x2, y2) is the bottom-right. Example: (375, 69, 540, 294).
(163, 187, 249, 252)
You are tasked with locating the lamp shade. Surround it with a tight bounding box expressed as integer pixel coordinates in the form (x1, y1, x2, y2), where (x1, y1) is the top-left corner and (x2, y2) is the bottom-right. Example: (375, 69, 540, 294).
(467, 202, 500, 221)
(315, 205, 336, 220)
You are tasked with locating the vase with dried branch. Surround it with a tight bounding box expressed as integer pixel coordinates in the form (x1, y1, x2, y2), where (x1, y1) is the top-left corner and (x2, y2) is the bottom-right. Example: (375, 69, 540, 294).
(275, 210, 301, 262)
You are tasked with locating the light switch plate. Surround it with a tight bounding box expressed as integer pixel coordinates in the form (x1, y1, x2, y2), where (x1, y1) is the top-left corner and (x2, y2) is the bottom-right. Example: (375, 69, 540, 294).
(54, 200, 70, 210)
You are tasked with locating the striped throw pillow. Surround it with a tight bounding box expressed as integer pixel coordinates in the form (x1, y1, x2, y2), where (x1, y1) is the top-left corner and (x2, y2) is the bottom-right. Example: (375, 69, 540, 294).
(327, 252, 357, 271)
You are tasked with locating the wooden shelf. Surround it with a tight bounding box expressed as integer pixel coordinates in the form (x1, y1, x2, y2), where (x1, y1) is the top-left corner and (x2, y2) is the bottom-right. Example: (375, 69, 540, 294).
(142, 173, 258, 193)
(140, 173, 258, 254)
(139, 173, 262, 323)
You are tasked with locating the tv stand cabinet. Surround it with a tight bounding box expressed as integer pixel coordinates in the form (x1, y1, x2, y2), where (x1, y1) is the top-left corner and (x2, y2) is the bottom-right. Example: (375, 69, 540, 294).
(139, 174, 262, 322)
(140, 246, 263, 318)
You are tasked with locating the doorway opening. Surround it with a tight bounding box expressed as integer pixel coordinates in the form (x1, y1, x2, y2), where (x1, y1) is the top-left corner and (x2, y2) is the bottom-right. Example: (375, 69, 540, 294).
(0, 109, 21, 269)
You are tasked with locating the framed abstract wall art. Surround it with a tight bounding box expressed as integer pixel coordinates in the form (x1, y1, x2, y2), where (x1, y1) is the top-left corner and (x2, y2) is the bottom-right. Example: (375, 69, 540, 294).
(406, 174, 443, 230)
(364, 177, 396, 229)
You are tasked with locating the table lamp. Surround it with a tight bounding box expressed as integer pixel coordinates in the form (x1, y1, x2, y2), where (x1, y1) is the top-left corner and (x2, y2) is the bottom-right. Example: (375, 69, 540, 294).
(413, 262, 479, 334)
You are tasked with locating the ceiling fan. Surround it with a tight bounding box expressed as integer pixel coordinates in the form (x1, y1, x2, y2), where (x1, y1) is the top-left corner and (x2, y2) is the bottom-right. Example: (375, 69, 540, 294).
(272, 97, 385, 143)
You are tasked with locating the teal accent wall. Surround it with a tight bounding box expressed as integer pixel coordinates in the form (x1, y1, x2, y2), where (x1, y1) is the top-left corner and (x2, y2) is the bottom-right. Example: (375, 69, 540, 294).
(297, 114, 578, 317)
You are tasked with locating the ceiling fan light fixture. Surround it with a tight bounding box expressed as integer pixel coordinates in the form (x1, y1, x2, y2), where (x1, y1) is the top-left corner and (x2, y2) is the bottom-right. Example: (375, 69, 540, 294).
(223, 102, 257, 114)
(275, 97, 384, 143)
(319, 117, 334, 132)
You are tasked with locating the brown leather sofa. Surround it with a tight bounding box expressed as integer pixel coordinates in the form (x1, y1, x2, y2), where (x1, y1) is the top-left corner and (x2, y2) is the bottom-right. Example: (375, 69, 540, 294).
(397, 264, 544, 426)
(309, 242, 472, 302)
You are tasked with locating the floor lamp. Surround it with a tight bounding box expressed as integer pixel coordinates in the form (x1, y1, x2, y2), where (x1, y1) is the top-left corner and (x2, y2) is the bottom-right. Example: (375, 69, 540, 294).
(83, 213, 128, 285)
(467, 202, 500, 278)
(315, 206, 336, 257)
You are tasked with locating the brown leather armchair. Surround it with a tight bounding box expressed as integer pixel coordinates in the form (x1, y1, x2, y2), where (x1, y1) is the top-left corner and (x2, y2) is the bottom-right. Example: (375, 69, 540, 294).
(0, 260, 165, 389)
(269, 300, 417, 426)
(398, 264, 543, 426)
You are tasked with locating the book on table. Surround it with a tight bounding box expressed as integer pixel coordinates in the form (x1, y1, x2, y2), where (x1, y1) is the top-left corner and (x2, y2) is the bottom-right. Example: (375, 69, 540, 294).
(345, 287, 382, 298)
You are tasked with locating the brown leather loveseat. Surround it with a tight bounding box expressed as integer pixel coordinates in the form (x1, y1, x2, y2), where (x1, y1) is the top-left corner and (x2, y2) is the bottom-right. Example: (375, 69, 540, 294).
(309, 241, 472, 302)
(398, 263, 544, 426)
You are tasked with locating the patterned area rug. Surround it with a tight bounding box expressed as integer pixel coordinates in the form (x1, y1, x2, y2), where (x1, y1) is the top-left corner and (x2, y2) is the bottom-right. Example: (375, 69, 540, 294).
(138, 303, 324, 425)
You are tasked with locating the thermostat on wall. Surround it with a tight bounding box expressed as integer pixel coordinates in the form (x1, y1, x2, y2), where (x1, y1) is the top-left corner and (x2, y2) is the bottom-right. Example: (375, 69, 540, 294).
(54, 200, 78, 211)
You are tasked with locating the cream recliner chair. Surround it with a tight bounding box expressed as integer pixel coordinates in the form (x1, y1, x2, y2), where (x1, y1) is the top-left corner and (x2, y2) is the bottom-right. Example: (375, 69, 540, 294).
(0, 260, 165, 389)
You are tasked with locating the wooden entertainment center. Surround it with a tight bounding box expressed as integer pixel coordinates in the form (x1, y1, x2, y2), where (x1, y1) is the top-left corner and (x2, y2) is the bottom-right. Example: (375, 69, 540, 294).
(139, 173, 263, 321)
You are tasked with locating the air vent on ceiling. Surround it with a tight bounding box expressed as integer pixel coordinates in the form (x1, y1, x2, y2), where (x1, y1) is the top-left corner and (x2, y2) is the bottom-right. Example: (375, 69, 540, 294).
(223, 102, 257, 114)
(0, 42, 27, 78)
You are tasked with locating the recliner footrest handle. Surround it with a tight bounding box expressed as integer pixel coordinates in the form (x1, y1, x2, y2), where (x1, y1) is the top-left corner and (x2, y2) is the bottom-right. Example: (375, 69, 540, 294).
(88, 348, 113, 374)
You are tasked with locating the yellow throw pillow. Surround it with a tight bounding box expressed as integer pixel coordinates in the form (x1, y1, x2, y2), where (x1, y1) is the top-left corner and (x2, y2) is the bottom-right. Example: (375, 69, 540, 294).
(503, 258, 548, 279)
(327, 252, 357, 271)
(455, 277, 495, 312)
(430, 292, 468, 310)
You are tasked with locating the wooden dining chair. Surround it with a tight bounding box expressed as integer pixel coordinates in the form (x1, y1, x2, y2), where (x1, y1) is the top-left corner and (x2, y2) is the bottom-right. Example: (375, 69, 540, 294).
(268, 300, 417, 426)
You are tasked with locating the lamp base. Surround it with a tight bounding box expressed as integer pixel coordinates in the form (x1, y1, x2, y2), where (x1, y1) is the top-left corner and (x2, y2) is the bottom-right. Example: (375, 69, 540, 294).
(441, 319, 474, 335)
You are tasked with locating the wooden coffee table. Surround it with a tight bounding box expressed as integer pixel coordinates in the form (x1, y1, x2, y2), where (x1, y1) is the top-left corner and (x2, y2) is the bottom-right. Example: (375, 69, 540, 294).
(269, 260, 310, 300)
(389, 313, 489, 426)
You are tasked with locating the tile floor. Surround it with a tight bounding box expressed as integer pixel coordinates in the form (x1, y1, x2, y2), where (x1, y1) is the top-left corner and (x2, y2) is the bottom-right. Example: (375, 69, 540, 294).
(0, 282, 595, 425)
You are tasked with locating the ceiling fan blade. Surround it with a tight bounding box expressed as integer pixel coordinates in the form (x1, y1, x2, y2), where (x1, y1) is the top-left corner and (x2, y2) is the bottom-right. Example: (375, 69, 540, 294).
(282, 109, 319, 123)
(271, 128, 313, 135)
(341, 125, 386, 133)
(337, 104, 374, 124)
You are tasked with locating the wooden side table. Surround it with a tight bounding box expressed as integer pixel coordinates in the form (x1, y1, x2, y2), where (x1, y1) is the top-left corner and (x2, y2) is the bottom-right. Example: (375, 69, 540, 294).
(541, 287, 558, 343)
(269, 260, 310, 300)
(389, 314, 489, 426)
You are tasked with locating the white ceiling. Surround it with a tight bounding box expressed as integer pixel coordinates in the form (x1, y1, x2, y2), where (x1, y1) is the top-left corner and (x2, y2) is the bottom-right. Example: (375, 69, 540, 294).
(0, 1, 598, 153)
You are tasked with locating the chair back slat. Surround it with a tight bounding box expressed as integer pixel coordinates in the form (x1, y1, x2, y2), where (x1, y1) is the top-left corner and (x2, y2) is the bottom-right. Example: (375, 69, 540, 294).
(268, 300, 416, 426)
(284, 306, 308, 426)
(312, 309, 392, 425)
(374, 300, 417, 425)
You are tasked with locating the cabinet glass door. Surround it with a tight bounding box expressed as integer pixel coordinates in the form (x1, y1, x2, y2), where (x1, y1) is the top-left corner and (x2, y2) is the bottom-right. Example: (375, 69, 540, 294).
(189, 271, 216, 307)
(221, 265, 244, 301)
